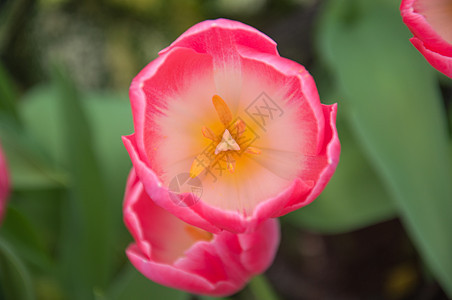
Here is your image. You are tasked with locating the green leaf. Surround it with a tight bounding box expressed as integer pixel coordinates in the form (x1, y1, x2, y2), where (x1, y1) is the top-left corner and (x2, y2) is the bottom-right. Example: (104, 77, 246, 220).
(19, 85, 132, 195)
(0, 206, 53, 271)
(0, 237, 35, 300)
(284, 115, 396, 233)
(0, 120, 67, 189)
(20, 84, 134, 283)
(248, 275, 280, 300)
(20, 86, 132, 219)
(4, 190, 67, 300)
(22, 86, 131, 196)
(0, 61, 21, 125)
(53, 66, 113, 299)
(106, 265, 187, 300)
(9, 188, 64, 258)
(199, 296, 230, 300)
(318, 0, 452, 296)
(81, 92, 133, 230)
(19, 85, 66, 168)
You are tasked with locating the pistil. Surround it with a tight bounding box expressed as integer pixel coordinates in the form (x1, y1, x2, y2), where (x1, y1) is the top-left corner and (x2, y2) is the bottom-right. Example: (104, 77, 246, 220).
(214, 129, 240, 155)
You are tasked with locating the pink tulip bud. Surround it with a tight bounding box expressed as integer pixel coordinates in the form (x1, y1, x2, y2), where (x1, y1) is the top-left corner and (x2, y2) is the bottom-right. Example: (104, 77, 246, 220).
(123, 19, 340, 233)
(401, 0, 452, 77)
(0, 144, 10, 222)
(124, 169, 280, 296)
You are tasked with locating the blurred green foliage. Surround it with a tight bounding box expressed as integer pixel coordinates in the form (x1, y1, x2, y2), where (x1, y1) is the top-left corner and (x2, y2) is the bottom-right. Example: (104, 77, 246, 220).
(316, 0, 452, 296)
(0, 0, 451, 299)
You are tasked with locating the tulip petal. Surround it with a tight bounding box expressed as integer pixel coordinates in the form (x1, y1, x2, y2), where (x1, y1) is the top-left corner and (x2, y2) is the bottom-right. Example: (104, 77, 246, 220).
(129, 46, 215, 172)
(122, 134, 221, 234)
(411, 37, 452, 77)
(127, 244, 240, 297)
(236, 44, 325, 154)
(401, 0, 452, 77)
(279, 103, 340, 214)
(160, 19, 278, 104)
(237, 218, 280, 274)
(124, 170, 200, 263)
(160, 19, 278, 57)
(124, 169, 280, 296)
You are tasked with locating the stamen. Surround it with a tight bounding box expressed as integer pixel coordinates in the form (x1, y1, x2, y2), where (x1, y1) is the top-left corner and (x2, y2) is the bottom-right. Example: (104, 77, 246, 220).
(212, 95, 233, 127)
(189, 152, 211, 178)
(215, 129, 240, 155)
(233, 119, 246, 138)
(245, 147, 262, 155)
(202, 126, 217, 141)
(226, 153, 236, 173)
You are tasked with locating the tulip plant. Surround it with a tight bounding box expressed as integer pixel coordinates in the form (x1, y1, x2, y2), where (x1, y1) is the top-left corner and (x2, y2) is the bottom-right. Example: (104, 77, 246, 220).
(123, 18, 339, 296)
(0, 0, 451, 299)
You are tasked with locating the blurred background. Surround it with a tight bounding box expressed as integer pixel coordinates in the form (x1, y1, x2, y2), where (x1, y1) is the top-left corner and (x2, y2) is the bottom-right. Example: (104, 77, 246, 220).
(0, 0, 451, 299)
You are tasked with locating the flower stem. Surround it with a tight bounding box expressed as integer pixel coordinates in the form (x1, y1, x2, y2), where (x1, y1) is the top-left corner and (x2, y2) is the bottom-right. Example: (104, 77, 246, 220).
(249, 275, 280, 300)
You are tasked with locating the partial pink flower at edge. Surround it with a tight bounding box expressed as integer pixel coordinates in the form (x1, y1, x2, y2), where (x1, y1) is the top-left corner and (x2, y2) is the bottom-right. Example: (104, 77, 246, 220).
(401, 0, 452, 77)
(124, 169, 280, 297)
(0, 143, 10, 223)
(123, 18, 340, 234)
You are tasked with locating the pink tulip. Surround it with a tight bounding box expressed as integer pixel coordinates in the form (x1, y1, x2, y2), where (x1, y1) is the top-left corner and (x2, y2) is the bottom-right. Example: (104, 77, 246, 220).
(123, 18, 340, 233)
(401, 0, 452, 77)
(0, 144, 10, 222)
(124, 169, 280, 296)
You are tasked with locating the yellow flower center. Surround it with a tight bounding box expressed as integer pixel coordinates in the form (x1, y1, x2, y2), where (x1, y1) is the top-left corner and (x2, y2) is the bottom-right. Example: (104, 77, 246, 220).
(189, 95, 261, 178)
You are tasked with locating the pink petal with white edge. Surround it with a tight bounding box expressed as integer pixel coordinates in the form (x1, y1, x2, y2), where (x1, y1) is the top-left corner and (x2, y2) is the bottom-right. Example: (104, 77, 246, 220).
(127, 245, 240, 297)
(411, 37, 452, 77)
(159, 18, 278, 104)
(124, 169, 280, 296)
(401, 0, 452, 77)
(129, 46, 215, 170)
(123, 135, 221, 234)
(160, 18, 278, 57)
(237, 216, 280, 274)
(0, 144, 9, 223)
(401, 0, 452, 54)
(277, 103, 340, 215)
